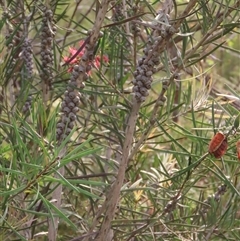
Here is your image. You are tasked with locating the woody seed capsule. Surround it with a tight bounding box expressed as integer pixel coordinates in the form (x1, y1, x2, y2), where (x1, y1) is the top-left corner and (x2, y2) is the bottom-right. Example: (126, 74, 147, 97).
(208, 132, 228, 159)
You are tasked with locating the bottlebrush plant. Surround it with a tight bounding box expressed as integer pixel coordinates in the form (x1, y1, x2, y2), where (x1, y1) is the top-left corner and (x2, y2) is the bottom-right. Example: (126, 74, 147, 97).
(0, 1, 239, 241)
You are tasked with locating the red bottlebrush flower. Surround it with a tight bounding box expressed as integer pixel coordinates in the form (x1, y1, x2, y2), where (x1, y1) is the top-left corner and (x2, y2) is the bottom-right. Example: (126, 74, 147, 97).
(236, 140, 240, 160)
(63, 41, 109, 74)
(95, 55, 109, 69)
(208, 132, 228, 159)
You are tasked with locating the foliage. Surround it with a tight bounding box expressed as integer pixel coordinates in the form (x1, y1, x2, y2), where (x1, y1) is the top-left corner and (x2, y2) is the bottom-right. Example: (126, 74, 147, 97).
(0, 0, 240, 240)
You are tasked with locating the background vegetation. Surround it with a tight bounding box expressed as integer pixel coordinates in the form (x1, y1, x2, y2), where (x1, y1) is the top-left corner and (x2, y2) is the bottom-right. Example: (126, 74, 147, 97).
(0, 0, 240, 240)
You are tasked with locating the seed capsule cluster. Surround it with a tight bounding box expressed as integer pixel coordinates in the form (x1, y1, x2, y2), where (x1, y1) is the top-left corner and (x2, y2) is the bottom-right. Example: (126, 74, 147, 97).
(22, 95, 33, 114)
(132, 12, 176, 102)
(21, 38, 33, 78)
(3, 11, 21, 50)
(201, 184, 227, 214)
(5, 29, 17, 76)
(3, 11, 22, 77)
(131, 23, 141, 36)
(57, 32, 103, 141)
(156, 94, 167, 107)
(39, 7, 56, 90)
(56, 65, 82, 141)
(5, 29, 19, 51)
(132, 36, 159, 102)
(112, 2, 124, 22)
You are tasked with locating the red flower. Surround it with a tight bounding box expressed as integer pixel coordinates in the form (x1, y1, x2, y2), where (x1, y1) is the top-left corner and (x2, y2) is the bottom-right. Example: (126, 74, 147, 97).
(208, 132, 228, 159)
(95, 55, 109, 69)
(63, 41, 108, 74)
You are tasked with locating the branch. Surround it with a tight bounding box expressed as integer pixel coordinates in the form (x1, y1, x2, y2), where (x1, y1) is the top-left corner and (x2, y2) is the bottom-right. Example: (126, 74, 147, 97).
(85, 0, 199, 240)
